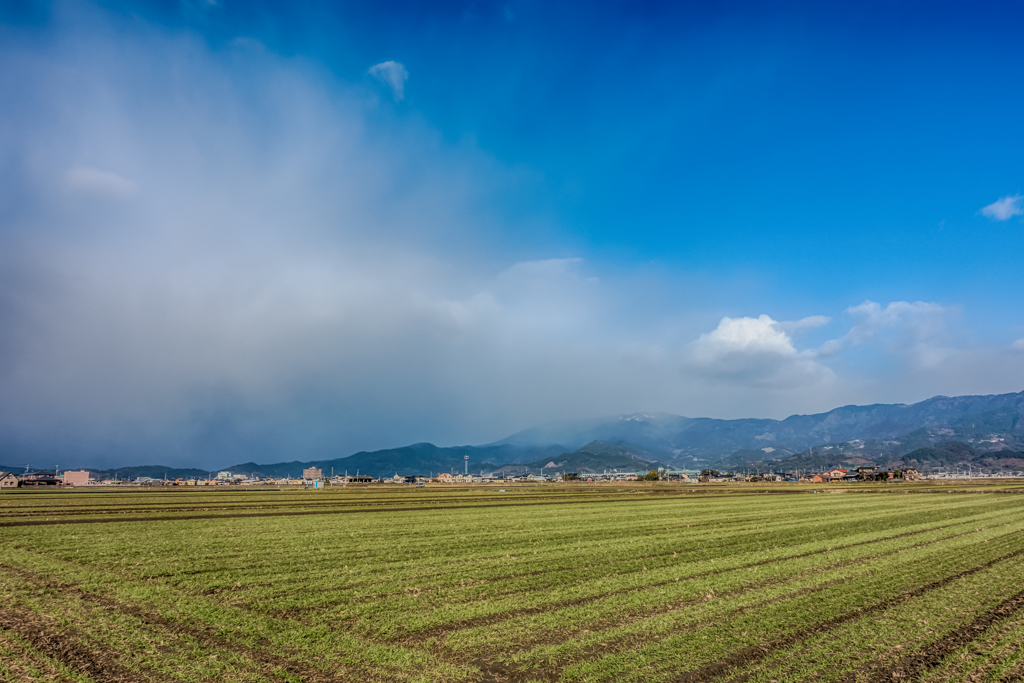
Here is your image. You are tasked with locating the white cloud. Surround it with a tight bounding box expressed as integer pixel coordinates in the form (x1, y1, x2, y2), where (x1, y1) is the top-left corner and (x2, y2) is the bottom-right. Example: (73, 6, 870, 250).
(814, 300, 956, 374)
(815, 338, 845, 358)
(980, 195, 1024, 221)
(65, 166, 136, 198)
(688, 314, 833, 387)
(497, 257, 583, 282)
(691, 315, 795, 361)
(811, 300, 949, 367)
(368, 60, 409, 101)
(491, 258, 602, 334)
(1011, 338, 1024, 352)
(844, 300, 946, 346)
(777, 315, 830, 334)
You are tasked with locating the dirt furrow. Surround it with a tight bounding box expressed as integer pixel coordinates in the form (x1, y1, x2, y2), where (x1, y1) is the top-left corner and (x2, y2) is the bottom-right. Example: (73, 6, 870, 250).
(853, 589, 1024, 682)
(0, 491, 648, 518)
(398, 519, 999, 644)
(467, 544, 1024, 683)
(13, 485, 1001, 528)
(0, 605, 160, 683)
(664, 547, 1024, 683)
(0, 494, 697, 527)
(0, 562, 376, 683)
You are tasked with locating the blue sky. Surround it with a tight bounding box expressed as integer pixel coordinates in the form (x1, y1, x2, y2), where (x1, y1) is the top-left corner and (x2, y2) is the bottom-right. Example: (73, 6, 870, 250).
(1, 0, 1023, 467)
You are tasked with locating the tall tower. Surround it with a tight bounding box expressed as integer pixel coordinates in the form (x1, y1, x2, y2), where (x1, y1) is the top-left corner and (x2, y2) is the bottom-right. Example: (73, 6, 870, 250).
(464, 455, 469, 475)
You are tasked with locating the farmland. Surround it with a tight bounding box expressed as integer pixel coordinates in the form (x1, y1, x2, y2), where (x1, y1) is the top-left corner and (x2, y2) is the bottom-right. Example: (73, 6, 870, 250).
(3, 483, 1024, 682)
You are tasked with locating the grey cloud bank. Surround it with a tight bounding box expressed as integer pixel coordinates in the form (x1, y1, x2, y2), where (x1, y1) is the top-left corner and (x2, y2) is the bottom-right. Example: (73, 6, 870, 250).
(2, 6, 1023, 470)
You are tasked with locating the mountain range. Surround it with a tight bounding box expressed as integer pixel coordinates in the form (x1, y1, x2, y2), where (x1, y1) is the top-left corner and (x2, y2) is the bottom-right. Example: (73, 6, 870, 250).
(496, 391, 1024, 460)
(5, 390, 1024, 478)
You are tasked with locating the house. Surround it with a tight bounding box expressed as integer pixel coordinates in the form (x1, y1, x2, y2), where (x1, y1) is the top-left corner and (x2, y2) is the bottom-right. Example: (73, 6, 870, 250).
(20, 474, 61, 486)
(303, 467, 323, 480)
(0, 472, 18, 488)
(854, 466, 879, 481)
(436, 472, 454, 483)
(903, 468, 920, 481)
(823, 468, 849, 481)
(63, 470, 92, 486)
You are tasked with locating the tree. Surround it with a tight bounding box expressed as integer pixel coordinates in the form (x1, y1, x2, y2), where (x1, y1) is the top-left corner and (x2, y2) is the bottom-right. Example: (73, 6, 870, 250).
(643, 470, 660, 481)
(700, 469, 720, 477)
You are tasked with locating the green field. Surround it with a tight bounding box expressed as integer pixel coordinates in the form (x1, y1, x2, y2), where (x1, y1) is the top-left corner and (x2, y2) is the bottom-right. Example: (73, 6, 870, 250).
(3, 482, 1024, 682)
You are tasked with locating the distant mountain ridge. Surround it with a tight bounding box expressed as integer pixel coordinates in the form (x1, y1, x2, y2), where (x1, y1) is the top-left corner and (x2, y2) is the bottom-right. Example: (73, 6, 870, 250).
(895, 442, 1024, 472)
(10, 390, 1024, 477)
(217, 389, 1024, 476)
(494, 391, 1024, 469)
(221, 442, 566, 479)
(490, 441, 668, 476)
(733, 440, 1024, 475)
